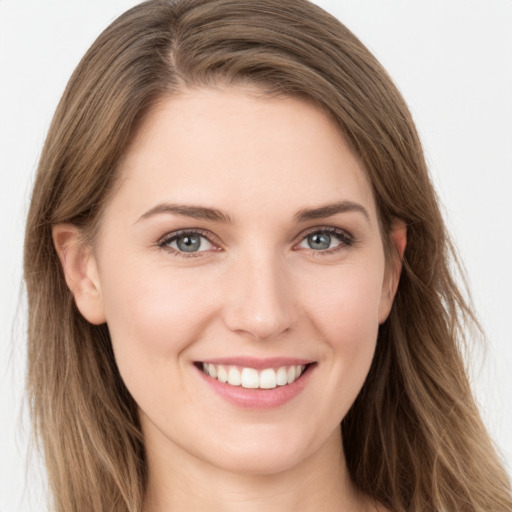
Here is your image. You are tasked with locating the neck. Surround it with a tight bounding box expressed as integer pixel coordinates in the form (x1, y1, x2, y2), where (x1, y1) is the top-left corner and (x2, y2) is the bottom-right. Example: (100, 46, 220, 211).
(143, 426, 373, 512)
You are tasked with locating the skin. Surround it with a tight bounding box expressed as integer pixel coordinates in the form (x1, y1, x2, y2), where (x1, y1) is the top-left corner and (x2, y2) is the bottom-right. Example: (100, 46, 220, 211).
(54, 86, 405, 511)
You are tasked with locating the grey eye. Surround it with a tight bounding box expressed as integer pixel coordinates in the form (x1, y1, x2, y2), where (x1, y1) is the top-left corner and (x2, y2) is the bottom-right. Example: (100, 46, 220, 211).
(160, 230, 216, 255)
(175, 234, 202, 252)
(307, 232, 332, 250)
(163, 232, 215, 253)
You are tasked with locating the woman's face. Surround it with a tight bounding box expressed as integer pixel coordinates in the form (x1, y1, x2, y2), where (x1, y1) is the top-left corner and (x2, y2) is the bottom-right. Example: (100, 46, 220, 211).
(85, 87, 399, 475)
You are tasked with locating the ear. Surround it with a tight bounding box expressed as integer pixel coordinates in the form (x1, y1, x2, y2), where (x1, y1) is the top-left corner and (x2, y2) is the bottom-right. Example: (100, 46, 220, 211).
(52, 224, 106, 325)
(378, 219, 407, 324)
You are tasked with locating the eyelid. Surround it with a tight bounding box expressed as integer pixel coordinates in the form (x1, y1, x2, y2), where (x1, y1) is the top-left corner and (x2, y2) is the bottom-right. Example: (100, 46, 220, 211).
(157, 228, 222, 255)
(156, 225, 355, 257)
(293, 225, 356, 251)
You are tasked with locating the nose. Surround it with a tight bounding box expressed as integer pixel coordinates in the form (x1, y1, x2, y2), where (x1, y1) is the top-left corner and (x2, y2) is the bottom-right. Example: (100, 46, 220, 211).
(222, 250, 297, 340)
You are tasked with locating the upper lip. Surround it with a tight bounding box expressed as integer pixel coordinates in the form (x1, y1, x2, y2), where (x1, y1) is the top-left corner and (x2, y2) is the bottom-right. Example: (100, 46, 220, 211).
(196, 357, 314, 370)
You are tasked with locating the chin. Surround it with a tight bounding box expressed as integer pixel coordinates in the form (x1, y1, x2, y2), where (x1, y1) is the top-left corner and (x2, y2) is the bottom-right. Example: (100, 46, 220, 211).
(194, 423, 339, 477)
(206, 445, 310, 476)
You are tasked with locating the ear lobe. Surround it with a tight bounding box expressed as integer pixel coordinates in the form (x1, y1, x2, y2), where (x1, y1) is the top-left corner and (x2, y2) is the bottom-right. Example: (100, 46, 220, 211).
(378, 219, 407, 323)
(52, 224, 106, 325)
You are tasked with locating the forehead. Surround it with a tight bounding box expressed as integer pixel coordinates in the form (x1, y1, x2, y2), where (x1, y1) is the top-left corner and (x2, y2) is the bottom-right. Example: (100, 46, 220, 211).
(110, 86, 377, 224)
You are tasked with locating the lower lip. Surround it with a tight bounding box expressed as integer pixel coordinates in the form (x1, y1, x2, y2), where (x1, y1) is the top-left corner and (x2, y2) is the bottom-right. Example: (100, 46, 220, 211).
(196, 365, 314, 409)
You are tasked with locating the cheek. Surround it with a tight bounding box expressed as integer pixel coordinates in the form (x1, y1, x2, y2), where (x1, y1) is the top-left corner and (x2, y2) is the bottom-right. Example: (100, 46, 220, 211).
(98, 257, 219, 368)
(303, 261, 384, 340)
(300, 261, 384, 391)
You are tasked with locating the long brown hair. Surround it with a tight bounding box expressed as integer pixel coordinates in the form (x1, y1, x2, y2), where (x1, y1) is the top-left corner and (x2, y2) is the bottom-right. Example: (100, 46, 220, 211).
(24, 1, 512, 510)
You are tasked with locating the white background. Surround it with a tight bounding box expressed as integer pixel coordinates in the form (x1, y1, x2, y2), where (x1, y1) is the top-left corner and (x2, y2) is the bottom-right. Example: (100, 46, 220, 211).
(1, 1, 511, 510)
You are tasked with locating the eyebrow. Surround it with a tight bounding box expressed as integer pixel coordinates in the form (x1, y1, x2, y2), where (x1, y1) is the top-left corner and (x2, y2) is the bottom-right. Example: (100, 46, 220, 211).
(137, 203, 233, 224)
(293, 201, 370, 224)
(136, 200, 370, 225)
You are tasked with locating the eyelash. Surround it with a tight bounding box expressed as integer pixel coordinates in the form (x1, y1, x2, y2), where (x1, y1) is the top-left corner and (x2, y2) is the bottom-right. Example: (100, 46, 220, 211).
(296, 226, 355, 254)
(157, 229, 218, 258)
(157, 226, 355, 258)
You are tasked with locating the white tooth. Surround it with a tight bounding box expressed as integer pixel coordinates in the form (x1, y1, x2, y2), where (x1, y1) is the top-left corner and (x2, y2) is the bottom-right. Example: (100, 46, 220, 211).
(208, 364, 217, 379)
(260, 368, 277, 389)
(217, 366, 228, 383)
(287, 366, 296, 384)
(295, 365, 302, 377)
(241, 368, 259, 389)
(202, 362, 208, 374)
(276, 366, 288, 386)
(228, 367, 242, 386)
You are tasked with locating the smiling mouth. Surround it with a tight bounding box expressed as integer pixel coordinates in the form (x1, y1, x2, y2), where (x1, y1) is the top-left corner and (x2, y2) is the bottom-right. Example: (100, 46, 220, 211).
(197, 362, 311, 389)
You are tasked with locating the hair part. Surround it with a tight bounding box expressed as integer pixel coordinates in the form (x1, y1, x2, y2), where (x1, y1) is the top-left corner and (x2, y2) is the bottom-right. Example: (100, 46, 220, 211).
(24, 1, 512, 511)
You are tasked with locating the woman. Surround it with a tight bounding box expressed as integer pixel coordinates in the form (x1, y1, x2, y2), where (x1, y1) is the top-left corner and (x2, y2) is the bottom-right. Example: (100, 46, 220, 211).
(23, 0, 512, 510)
